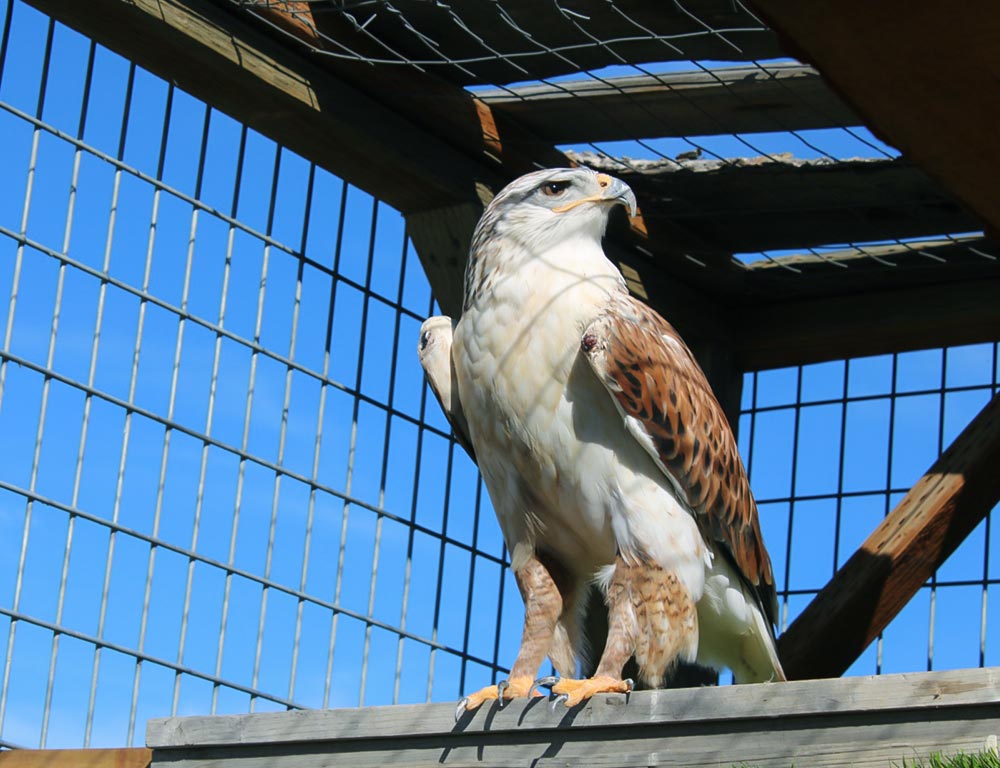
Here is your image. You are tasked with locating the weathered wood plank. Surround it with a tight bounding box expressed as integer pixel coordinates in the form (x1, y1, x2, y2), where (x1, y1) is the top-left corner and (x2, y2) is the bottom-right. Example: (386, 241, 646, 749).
(477, 64, 859, 142)
(778, 394, 1000, 680)
(0, 747, 152, 767)
(147, 667, 1000, 746)
(22, 0, 493, 214)
(149, 729, 999, 768)
(146, 669, 1000, 768)
(747, 0, 1000, 240)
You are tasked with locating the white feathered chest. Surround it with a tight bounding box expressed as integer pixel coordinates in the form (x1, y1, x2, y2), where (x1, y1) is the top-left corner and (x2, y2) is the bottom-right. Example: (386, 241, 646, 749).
(452, 236, 702, 580)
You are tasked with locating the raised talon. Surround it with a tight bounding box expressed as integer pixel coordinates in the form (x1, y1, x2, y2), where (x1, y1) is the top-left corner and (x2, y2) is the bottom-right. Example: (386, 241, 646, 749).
(530, 675, 560, 698)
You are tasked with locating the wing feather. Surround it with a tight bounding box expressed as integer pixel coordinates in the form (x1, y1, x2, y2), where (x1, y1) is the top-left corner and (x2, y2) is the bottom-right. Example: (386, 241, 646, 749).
(418, 316, 476, 462)
(582, 294, 778, 626)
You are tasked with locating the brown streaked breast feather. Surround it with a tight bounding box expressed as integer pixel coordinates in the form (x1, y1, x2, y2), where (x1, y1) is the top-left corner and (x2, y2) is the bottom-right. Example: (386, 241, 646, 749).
(582, 293, 778, 626)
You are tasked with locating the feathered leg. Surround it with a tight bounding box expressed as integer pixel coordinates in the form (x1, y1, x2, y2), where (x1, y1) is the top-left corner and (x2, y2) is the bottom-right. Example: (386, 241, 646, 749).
(456, 552, 572, 718)
(548, 555, 698, 707)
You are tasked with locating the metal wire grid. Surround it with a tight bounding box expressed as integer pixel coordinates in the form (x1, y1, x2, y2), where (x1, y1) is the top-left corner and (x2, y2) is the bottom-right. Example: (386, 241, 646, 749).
(740, 346, 1000, 680)
(231, 0, 993, 272)
(0, 0, 518, 750)
(1, 0, 999, 755)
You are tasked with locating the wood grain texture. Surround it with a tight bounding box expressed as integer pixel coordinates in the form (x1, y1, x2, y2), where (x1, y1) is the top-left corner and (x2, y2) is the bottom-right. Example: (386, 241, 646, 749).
(778, 394, 1000, 679)
(0, 748, 151, 768)
(148, 667, 1000, 746)
(146, 668, 1000, 767)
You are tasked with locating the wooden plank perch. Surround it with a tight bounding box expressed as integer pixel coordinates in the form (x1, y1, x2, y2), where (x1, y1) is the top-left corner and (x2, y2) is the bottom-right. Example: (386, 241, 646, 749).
(144, 669, 1000, 767)
(778, 392, 1000, 680)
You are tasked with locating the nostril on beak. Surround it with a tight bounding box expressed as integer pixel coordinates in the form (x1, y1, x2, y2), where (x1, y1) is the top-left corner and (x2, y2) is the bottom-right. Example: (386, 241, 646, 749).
(596, 173, 611, 189)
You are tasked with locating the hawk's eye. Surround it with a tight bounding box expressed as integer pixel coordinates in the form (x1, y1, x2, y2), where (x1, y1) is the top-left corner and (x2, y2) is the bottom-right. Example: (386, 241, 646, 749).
(541, 180, 571, 197)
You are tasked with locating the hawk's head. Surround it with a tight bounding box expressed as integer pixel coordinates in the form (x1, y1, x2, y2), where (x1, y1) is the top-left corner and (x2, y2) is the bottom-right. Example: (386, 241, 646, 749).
(473, 167, 637, 254)
(464, 168, 637, 309)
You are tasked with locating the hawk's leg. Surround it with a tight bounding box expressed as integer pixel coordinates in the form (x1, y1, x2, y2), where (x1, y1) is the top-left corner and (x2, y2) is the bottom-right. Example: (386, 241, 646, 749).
(456, 552, 570, 718)
(547, 555, 697, 707)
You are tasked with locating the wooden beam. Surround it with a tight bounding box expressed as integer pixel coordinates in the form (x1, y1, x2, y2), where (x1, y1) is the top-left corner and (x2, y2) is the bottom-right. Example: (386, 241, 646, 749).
(746, 0, 1000, 238)
(0, 748, 151, 768)
(478, 64, 859, 142)
(777, 393, 1000, 680)
(145, 669, 1000, 767)
(736, 276, 1000, 371)
(23, 0, 494, 213)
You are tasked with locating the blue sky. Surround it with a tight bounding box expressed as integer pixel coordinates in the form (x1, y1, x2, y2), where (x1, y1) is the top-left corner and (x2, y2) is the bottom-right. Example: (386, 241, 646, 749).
(0, 0, 997, 751)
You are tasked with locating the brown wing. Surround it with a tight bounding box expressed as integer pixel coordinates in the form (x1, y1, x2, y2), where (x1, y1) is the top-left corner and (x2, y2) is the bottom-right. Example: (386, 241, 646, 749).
(582, 293, 778, 626)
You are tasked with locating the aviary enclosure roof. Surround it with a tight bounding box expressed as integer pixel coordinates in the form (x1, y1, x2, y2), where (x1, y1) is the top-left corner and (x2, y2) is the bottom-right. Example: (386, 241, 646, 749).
(167, 0, 1000, 371)
(31, 0, 1000, 372)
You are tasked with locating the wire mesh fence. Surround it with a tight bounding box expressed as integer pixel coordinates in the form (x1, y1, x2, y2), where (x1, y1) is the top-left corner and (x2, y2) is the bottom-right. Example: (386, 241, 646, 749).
(0, 0, 997, 754)
(741, 349, 1000, 679)
(0, 0, 516, 749)
(230, 0, 993, 271)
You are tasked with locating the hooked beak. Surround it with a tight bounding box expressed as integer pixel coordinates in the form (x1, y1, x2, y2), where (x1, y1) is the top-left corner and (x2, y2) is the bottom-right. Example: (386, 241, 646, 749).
(551, 172, 637, 217)
(597, 173, 637, 217)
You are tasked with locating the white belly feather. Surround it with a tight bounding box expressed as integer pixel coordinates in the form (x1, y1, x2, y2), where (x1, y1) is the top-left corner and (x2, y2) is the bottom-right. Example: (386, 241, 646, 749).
(453, 248, 709, 600)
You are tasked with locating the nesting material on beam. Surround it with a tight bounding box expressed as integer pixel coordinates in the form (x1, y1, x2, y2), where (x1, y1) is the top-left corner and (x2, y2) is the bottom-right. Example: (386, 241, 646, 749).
(571, 151, 979, 256)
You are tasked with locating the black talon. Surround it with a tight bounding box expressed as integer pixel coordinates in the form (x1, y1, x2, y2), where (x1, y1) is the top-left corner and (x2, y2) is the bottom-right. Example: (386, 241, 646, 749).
(455, 697, 470, 722)
(551, 692, 570, 710)
(623, 678, 634, 693)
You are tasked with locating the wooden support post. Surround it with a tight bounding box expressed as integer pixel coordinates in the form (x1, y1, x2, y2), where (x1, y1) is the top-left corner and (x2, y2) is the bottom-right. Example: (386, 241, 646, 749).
(778, 392, 1000, 680)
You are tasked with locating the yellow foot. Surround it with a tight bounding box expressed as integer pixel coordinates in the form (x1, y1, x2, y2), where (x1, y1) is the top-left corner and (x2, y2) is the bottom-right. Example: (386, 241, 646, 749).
(548, 675, 633, 707)
(455, 675, 541, 720)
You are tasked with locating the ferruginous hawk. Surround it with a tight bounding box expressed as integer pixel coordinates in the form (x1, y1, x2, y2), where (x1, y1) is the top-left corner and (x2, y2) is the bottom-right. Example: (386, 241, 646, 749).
(418, 167, 784, 717)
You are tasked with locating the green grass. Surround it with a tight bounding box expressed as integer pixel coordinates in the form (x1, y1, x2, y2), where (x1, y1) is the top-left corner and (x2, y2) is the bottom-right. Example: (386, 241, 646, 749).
(898, 752, 1000, 768)
(729, 751, 1000, 768)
